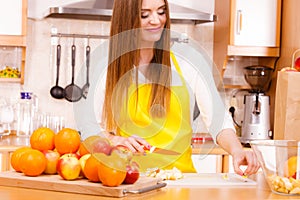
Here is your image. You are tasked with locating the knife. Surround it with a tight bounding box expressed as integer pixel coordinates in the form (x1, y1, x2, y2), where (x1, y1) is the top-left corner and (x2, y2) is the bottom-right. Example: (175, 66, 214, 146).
(143, 146, 180, 155)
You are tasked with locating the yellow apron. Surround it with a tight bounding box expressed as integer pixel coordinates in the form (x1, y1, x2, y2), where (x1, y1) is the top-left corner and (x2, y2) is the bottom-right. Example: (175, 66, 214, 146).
(117, 53, 196, 173)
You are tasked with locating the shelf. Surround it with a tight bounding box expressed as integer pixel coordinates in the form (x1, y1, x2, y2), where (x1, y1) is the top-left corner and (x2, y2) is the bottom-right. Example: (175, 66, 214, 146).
(227, 46, 280, 57)
(0, 35, 26, 47)
(223, 84, 251, 90)
(0, 78, 22, 83)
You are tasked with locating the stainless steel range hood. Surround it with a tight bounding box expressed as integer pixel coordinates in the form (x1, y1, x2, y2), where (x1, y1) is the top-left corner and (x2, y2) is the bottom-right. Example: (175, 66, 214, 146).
(43, 0, 217, 24)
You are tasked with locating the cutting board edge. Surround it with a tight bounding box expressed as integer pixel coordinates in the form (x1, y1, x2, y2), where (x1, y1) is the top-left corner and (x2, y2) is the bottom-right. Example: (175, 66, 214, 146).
(0, 171, 163, 198)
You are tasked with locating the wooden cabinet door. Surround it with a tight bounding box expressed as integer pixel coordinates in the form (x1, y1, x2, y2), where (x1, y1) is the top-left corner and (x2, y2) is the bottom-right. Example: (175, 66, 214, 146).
(230, 0, 279, 47)
(0, 0, 27, 84)
(228, 0, 281, 56)
(0, 0, 24, 36)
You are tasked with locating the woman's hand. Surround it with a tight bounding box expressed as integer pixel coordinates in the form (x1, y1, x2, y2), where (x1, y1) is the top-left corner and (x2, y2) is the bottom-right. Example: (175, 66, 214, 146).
(216, 129, 260, 176)
(105, 133, 151, 153)
(231, 150, 260, 176)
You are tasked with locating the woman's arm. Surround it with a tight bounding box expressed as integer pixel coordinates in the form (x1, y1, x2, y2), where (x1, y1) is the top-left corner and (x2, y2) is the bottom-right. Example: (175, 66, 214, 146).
(216, 129, 260, 175)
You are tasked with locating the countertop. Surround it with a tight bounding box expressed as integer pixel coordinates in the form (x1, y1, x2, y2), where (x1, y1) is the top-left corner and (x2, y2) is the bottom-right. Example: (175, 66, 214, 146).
(0, 135, 299, 199)
(0, 172, 299, 200)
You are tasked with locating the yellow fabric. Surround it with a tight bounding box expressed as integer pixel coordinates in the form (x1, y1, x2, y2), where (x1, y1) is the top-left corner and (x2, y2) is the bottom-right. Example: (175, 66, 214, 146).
(118, 53, 196, 172)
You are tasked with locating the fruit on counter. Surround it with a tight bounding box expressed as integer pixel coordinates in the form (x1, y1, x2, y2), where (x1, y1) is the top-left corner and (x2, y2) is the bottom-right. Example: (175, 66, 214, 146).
(96, 151, 127, 187)
(30, 127, 55, 151)
(10, 146, 32, 172)
(295, 57, 300, 71)
(57, 153, 81, 180)
(54, 128, 81, 155)
(145, 167, 184, 180)
(280, 67, 298, 72)
(19, 149, 47, 177)
(43, 150, 60, 175)
(83, 154, 101, 182)
(82, 135, 113, 155)
(78, 142, 90, 156)
(111, 145, 133, 162)
(284, 156, 300, 178)
(0, 66, 20, 78)
(268, 174, 300, 194)
(123, 161, 140, 184)
(79, 153, 91, 178)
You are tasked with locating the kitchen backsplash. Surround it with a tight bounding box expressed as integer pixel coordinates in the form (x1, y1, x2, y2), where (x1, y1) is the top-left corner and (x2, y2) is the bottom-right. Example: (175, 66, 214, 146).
(0, 17, 215, 132)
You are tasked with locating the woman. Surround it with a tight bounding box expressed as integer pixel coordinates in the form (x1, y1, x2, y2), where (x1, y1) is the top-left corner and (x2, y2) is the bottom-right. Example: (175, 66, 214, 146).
(79, 0, 259, 175)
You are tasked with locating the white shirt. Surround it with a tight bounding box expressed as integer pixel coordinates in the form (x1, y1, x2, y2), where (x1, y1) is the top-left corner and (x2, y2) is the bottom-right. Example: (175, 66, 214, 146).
(74, 42, 235, 142)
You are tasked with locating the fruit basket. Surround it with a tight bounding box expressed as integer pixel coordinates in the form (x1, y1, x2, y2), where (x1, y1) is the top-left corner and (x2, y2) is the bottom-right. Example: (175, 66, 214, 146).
(250, 140, 300, 195)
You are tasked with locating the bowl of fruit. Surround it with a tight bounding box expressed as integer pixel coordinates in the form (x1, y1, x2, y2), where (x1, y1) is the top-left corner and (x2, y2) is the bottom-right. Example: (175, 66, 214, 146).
(250, 140, 300, 195)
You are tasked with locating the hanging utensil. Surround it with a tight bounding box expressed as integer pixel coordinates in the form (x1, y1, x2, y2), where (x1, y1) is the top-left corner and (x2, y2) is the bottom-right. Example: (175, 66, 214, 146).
(50, 37, 65, 99)
(64, 38, 82, 102)
(82, 38, 90, 99)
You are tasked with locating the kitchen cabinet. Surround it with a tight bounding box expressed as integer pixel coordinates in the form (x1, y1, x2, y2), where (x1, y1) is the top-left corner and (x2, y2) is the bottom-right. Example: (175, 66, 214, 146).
(227, 0, 281, 57)
(0, 0, 27, 84)
(192, 154, 223, 173)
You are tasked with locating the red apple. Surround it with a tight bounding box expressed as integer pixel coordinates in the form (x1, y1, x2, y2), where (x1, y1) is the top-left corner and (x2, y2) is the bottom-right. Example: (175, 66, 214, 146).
(79, 153, 91, 178)
(43, 150, 60, 174)
(123, 161, 140, 184)
(295, 57, 300, 71)
(292, 172, 300, 179)
(57, 153, 81, 180)
(91, 137, 113, 155)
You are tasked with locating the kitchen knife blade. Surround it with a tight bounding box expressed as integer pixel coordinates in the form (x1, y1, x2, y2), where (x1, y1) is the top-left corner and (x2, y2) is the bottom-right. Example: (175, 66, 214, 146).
(144, 146, 180, 155)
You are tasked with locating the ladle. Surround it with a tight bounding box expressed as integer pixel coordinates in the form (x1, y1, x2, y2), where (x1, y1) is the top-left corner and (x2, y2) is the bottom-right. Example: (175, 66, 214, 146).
(64, 40, 82, 102)
(82, 39, 90, 99)
(50, 41, 65, 99)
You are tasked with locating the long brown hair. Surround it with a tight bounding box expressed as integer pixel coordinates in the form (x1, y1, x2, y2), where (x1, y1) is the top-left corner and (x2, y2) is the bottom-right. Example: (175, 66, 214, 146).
(102, 0, 171, 131)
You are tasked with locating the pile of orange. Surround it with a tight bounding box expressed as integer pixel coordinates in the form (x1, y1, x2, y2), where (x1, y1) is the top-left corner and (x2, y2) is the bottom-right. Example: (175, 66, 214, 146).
(54, 128, 81, 155)
(11, 127, 81, 177)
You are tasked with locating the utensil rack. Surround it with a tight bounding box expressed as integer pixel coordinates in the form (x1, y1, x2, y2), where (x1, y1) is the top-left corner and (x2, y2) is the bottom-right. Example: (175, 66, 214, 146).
(51, 33, 109, 40)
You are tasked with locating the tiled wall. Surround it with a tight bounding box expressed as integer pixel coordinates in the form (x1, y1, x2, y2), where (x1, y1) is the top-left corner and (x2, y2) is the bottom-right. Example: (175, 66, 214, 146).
(0, 18, 214, 131)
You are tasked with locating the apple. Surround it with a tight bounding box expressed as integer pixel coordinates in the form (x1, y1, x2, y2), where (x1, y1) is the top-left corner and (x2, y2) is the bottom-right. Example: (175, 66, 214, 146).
(79, 153, 91, 178)
(295, 57, 300, 71)
(123, 161, 140, 184)
(91, 137, 113, 155)
(280, 67, 298, 72)
(57, 153, 81, 180)
(43, 150, 60, 174)
(111, 145, 133, 162)
(292, 172, 300, 179)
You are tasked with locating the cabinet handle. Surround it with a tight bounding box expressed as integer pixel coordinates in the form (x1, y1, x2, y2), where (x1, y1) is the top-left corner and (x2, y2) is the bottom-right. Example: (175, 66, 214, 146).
(237, 10, 243, 35)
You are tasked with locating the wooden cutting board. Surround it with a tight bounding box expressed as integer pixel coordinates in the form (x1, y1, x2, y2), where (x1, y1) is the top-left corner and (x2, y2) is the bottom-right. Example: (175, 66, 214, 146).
(0, 171, 165, 197)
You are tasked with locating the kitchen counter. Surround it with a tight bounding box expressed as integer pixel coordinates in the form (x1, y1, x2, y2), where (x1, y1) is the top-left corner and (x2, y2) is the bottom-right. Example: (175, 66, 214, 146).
(0, 172, 299, 200)
(0, 134, 249, 172)
(0, 135, 299, 199)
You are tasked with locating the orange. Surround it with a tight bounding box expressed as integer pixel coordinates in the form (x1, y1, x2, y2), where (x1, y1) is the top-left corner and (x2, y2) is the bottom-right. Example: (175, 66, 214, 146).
(30, 127, 55, 151)
(19, 149, 47, 176)
(10, 146, 32, 172)
(96, 152, 127, 187)
(54, 128, 81, 155)
(284, 156, 300, 177)
(78, 142, 89, 156)
(83, 154, 101, 182)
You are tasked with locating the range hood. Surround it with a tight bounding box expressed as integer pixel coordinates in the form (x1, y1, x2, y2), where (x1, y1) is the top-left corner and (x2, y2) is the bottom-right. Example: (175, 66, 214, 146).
(43, 0, 217, 24)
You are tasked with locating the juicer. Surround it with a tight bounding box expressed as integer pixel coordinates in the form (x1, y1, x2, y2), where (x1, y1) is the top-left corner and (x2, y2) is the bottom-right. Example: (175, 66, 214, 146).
(240, 66, 273, 144)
